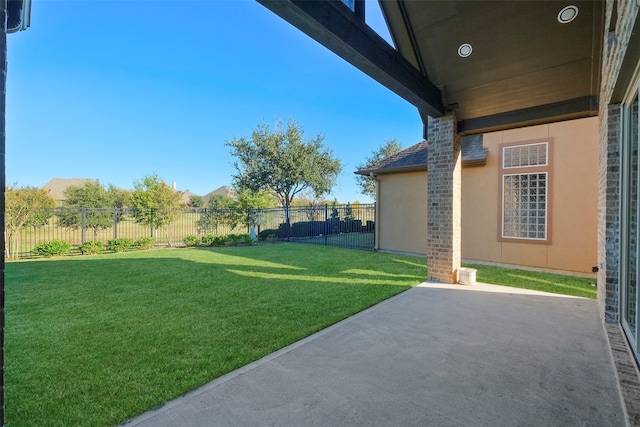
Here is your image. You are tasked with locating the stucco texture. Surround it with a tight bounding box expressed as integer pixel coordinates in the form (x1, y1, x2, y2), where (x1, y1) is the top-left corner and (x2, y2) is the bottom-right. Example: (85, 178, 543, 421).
(376, 117, 598, 274)
(376, 171, 428, 255)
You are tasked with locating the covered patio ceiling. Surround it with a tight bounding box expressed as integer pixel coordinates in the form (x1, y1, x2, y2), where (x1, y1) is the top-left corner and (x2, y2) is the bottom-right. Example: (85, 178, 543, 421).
(258, 0, 604, 135)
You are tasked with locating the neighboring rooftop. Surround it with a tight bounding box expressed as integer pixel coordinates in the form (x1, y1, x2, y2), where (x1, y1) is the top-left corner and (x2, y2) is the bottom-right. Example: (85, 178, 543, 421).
(355, 135, 487, 176)
(202, 185, 237, 203)
(44, 178, 100, 200)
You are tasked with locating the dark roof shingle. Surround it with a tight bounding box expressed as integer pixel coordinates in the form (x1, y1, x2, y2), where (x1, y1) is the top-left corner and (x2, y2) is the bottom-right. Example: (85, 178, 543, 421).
(355, 135, 487, 176)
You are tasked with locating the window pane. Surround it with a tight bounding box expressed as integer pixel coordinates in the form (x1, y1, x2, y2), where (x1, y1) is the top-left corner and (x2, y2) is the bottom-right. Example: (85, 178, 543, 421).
(503, 143, 548, 168)
(502, 172, 547, 240)
(625, 93, 639, 337)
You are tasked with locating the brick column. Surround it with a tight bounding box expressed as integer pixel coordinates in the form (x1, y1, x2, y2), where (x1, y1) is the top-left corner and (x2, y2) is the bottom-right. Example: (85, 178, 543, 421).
(598, 104, 621, 323)
(426, 113, 461, 283)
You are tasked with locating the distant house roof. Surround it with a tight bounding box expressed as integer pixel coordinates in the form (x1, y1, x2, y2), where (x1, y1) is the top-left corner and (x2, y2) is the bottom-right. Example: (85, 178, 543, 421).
(202, 185, 237, 203)
(354, 135, 488, 176)
(43, 178, 100, 200)
(178, 190, 196, 205)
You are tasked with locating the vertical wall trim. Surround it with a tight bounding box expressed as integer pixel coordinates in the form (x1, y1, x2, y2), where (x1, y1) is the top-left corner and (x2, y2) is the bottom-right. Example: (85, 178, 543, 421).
(1, 0, 7, 421)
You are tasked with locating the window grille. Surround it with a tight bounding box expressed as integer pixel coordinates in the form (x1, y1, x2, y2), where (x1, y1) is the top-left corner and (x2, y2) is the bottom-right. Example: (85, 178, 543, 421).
(503, 142, 548, 168)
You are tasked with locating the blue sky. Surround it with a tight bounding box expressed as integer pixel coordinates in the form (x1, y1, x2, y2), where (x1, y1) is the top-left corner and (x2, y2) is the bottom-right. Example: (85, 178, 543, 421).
(6, 0, 423, 203)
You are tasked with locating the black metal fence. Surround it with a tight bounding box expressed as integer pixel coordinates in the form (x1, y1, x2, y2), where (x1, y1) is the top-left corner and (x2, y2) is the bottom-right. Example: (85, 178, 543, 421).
(256, 203, 376, 251)
(7, 204, 375, 259)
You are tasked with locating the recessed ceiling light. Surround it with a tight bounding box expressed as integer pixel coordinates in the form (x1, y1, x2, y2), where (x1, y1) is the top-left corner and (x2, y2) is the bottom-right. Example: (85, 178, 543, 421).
(458, 43, 472, 58)
(558, 5, 578, 23)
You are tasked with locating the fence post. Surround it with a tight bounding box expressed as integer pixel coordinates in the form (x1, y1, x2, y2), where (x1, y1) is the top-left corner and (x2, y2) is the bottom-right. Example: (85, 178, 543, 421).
(81, 207, 86, 244)
(373, 202, 376, 250)
(286, 205, 290, 242)
(247, 208, 250, 233)
(257, 209, 261, 235)
(325, 204, 328, 246)
(203, 208, 208, 235)
(150, 208, 154, 238)
(113, 207, 118, 240)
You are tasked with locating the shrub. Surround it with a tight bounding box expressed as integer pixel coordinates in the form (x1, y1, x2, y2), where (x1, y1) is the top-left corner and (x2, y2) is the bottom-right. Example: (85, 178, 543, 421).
(291, 221, 310, 237)
(134, 237, 155, 250)
(258, 229, 279, 240)
(32, 239, 71, 257)
(200, 234, 227, 247)
(228, 234, 252, 246)
(215, 235, 229, 245)
(184, 235, 199, 247)
(291, 220, 328, 237)
(344, 219, 362, 233)
(78, 240, 104, 255)
(265, 233, 278, 244)
(278, 222, 291, 238)
(108, 238, 133, 253)
(200, 234, 214, 246)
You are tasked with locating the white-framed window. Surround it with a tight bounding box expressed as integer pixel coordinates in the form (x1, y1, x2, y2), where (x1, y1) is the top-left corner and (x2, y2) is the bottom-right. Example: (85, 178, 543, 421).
(499, 141, 551, 243)
(502, 142, 548, 169)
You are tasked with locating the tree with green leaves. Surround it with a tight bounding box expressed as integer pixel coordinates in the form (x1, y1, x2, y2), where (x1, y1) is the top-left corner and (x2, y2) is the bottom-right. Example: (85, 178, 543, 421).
(330, 200, 340, 220)
(226, 119, 342, 207)
(56, 181, 125, 239)
(188, 195, 204, 208)
(109, 187, 131, 208)
(290, 190, 331, 221)
(130, 174, 182, 245)
(195, 194, 235, 235)
(344, 202, 355, 221)
(356, 138, 403, 198)
(5, 186, 57, 259)
(233, 189, 278, 229)
(235, 189, 277, 210)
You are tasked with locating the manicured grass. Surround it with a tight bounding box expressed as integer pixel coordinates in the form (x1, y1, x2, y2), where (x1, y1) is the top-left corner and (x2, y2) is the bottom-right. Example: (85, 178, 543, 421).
(5, 246, 597, 426)
(289, 231, 375, 249)
(5, 245, 426, 426)
(465, 263, 597, 299)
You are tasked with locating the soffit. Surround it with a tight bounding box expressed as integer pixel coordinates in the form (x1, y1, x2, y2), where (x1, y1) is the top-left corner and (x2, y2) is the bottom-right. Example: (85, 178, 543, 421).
(380, 0, 604, 133)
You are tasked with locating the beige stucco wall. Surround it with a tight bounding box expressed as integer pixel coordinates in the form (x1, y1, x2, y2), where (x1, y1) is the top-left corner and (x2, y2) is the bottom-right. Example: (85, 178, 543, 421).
(377, 117, 599, 274)
(376, 170, 428, 255)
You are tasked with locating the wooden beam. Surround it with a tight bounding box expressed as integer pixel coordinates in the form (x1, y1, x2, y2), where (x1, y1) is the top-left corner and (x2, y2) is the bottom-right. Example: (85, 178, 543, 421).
(257, 0, 444, 117)
(457, 96, 599, 135)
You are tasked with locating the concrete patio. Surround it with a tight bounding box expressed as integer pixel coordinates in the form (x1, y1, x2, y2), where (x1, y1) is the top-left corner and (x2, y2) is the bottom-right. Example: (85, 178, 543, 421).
(124, 282, 627, 426)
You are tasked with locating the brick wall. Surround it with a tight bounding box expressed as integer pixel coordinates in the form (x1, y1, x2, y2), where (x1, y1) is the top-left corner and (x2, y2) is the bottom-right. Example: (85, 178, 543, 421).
(426, 113, 461, 283)
(598, 104, 621, 323)
(598, 0, 639, 322)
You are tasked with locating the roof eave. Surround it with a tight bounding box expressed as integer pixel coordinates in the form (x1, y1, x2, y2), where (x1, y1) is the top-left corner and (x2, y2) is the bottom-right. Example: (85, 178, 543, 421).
(257, 0, 445, 117)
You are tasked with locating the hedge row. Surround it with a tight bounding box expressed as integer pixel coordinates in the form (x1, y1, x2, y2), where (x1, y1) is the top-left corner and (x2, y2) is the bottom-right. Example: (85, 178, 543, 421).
(258, 219, 375, 240)
(32, 237, 157, 257)
(183, 233, 253, 247)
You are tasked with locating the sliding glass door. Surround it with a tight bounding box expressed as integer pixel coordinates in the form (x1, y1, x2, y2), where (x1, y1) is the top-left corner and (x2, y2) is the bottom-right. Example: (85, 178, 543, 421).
(621, 85, 639, 357)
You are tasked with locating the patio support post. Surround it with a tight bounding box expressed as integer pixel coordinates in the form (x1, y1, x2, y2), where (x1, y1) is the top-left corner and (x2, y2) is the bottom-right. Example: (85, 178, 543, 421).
(426, 112, 462, 283)
(1, 0, 7, 421)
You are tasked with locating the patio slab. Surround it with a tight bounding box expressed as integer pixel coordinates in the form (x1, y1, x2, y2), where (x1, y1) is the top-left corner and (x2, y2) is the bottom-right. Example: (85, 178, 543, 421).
(123, 282, 625, 427)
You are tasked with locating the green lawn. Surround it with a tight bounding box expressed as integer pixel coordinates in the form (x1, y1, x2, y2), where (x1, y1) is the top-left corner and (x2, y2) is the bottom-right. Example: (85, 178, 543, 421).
(5, 245, 425, 426)
(5, 245, 597, 426)
(290, 231, 375, 249)
(465, 263, 597, 299)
